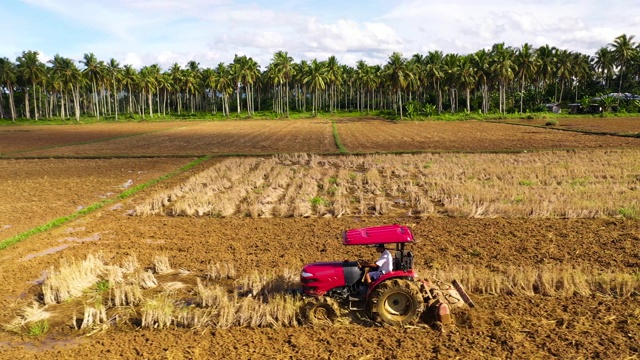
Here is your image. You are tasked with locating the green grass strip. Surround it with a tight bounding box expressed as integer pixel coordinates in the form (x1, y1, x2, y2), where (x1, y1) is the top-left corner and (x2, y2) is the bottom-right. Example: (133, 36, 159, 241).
(332, 120, 349, 154)
(0, 156, 210, 251)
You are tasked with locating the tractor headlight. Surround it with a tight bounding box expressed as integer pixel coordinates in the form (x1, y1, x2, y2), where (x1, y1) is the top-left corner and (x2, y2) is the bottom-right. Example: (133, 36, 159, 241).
(301, 272, 313, 278)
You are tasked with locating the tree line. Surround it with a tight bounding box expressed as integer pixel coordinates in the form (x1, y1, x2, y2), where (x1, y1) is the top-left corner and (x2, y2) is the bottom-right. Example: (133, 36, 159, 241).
(0, 34, 639, 122)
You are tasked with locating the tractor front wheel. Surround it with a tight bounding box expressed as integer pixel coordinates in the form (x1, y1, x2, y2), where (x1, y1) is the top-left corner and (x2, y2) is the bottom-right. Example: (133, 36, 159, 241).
(302, 297, 340, 325)
(369, 279, 423, 326)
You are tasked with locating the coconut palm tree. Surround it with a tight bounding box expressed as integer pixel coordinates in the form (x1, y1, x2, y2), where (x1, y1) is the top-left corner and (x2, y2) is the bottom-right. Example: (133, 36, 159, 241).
(16, 50, 45, 120)
(442, 53, 460, 113)
(554, 49, 573, 103)
(571, 53, 593, 102)
(340, 64, 355, 111)
(292, 60, 310, 112)
(121, 65, 138, 115)
(138, 66, 157, 118)
(593, 47, 615, 90)
(356, 62, 379, 112)
(404, 58, 421, 105)
(43, 66, 60, 118)
(80, 53, 105, 119)
(515, 43, 539, 113)
(265, 61, 285, 114)
(168, 63, 183, 114)
(156, 73, 172, 116)
(384, 52, 412, 119)
(458, 54, 477, 113)
(184, 61, 201, 113)
(231, 56, 243, 114)
(106, 58, 121, 120)
(49, 54, 82, 121)
(303, 59, 327, 115)
(424, 51, 444, 114)
(490, 43, 516, 113)
(201, 67, 215, 113)
(180, 68, 198, 114)
(354, 60, 368, 111)
(214, 63, 234, 116)
(535, 45, 556, 103)
(609, 34, 637, 94)
(246, 57, 261, 115)
(409, 54, 424, 99)
(0, 57, 17, 122)
(148, 64, 162, 115)
(272, 51, 295, 116)
(471, 49, 491, 113)
(223, 63, 236, 116)
(325, 55, 342, 113)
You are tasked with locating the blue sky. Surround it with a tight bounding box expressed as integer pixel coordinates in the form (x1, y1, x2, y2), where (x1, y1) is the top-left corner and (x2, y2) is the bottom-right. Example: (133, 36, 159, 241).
(2, 0, 639, 69)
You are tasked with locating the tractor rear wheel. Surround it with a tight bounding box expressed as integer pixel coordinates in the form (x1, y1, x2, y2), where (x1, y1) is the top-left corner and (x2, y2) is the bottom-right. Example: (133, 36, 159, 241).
(369, 279, 423, 326)
(302, 297, 340, 325)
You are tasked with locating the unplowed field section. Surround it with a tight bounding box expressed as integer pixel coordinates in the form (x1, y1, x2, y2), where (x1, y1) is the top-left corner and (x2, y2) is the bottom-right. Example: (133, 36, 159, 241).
(0, 158, 193, 240)
(0, 122, 186, 154)
(15, 120, 336, 157)
(506, 116, 640, 134)
(337, 119, 640, 152)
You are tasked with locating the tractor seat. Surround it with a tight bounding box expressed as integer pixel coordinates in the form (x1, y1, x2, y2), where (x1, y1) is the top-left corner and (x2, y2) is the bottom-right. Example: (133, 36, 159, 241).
(394, 250, 414, 270)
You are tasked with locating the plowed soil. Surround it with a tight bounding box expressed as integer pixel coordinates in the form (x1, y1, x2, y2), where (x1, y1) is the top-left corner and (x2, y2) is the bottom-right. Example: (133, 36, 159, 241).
(0, 212, 638, 359)
(0, 122, 187, 154)
(337, 118, 640, 152)
(505, 116, 640, 134)
(0, 158, 195, 239)
(11, 120, 336, 157)
(0, 119, 639, 359)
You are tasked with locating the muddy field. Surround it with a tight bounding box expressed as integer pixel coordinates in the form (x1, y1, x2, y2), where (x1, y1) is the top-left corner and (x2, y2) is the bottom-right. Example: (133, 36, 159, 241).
(0, 119, 639, 359)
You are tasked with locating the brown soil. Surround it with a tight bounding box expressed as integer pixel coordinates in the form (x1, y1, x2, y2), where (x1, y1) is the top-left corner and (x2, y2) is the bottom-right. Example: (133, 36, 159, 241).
(0, 122, 187, 154)
(0, 121, 639, 359)
(0, 158, 195, 239)
(7, 118, 640, 159)
(505, 116, 640, 134)
(13, 120, 336, 157)
(2, 294, 638, 359)
(0, 179, 639, 358)
(337, 118, 640, 152)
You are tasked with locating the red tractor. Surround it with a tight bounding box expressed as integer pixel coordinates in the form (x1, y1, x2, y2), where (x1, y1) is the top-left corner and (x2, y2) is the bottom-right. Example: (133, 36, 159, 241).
(300, 224, 474, 326)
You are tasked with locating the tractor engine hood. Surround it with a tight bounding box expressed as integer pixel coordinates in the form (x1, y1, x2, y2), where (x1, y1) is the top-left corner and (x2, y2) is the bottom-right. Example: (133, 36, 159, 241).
(301, 261, 357, 296)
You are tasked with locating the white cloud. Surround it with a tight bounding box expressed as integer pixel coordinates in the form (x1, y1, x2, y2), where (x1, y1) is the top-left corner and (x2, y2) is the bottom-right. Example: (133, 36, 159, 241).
(7, 0, 640, 69)
(381, 0, 640, 55)
(122, 53, 143, 69)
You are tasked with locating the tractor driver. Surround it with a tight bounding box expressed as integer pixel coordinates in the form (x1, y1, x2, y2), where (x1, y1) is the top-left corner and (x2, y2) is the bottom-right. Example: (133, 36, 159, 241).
(359, 244, 393, 284)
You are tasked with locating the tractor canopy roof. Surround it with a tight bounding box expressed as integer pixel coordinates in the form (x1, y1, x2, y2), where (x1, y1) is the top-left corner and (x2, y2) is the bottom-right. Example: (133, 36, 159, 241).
(342, 224, 414, 246)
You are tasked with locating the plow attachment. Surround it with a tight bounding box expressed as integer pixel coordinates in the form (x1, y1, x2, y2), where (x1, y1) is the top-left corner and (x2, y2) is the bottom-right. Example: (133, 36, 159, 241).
(418, 278, 475, 326)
